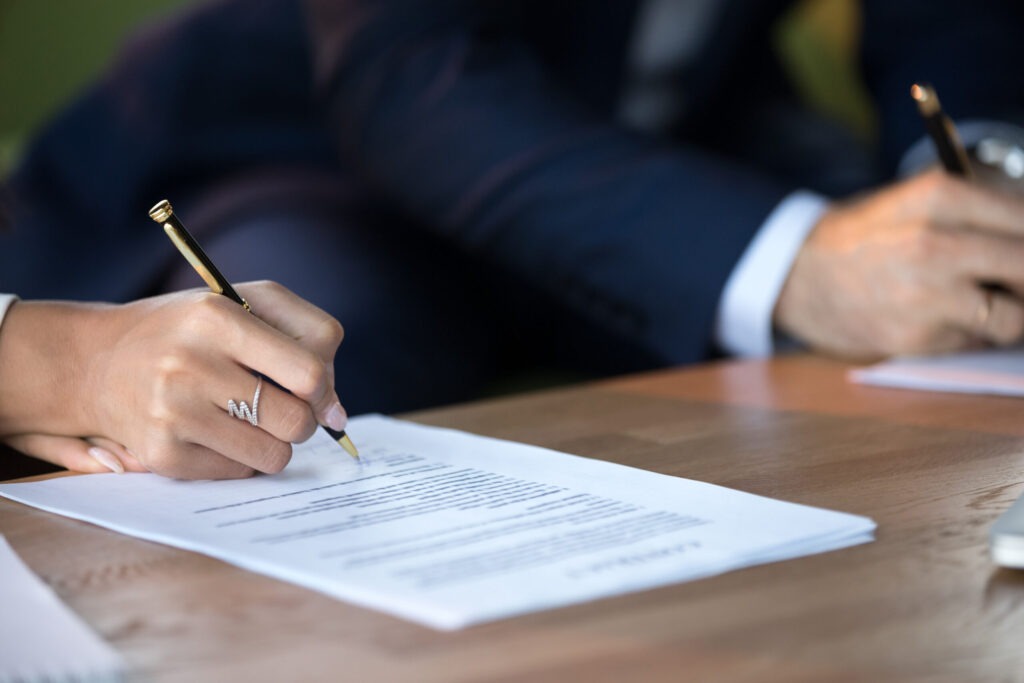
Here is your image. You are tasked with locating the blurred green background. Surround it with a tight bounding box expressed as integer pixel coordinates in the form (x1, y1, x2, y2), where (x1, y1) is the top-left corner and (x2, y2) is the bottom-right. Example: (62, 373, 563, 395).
(0, 0, 191, 175)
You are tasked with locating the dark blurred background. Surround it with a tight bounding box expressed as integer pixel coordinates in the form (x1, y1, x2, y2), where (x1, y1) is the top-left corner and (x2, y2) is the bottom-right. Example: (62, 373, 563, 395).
(0, 0, 871, 479)
(0, 0, 874, 179)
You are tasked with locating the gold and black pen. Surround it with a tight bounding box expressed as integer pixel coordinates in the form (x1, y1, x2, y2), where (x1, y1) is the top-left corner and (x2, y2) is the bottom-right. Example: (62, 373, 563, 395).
(910, 82, 973, 179)
(149, 199, 359, 460)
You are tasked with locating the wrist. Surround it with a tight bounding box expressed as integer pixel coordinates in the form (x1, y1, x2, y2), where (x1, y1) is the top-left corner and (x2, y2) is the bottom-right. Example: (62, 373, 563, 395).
(0, 301, 115, 437)
(716, 190, 828, 357)
(771, 207, 837, 345)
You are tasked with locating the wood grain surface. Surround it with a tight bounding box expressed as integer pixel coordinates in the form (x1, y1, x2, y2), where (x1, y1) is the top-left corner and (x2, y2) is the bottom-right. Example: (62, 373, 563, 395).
(3, 355, 1024, 682)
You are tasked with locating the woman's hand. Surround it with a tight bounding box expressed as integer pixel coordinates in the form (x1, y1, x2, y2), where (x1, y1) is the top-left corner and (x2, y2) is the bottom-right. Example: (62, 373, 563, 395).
(0, 281, 347, 479)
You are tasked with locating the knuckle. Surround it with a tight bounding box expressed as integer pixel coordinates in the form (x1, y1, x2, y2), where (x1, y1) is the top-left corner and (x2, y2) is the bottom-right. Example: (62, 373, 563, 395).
(154, 351, 189, 380)
(251, 278, 284, 294)
(257, 279, 287, 296)
(247, 279, 290, 304)
(149, 356, 189, 424)
(294, 353, 329, 398)
(195, 291, 232, 317)
(279, 402, 318, 443)
(313, 317, 345, 348)
(183, 294, 232, 336)
(258, 441, 293, 474)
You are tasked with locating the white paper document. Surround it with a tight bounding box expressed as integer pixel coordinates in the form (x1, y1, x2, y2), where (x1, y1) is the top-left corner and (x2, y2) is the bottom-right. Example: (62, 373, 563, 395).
(0, 416, 875, 630)
(850, 347, 1024, 396)
(0, 535, 124, 683)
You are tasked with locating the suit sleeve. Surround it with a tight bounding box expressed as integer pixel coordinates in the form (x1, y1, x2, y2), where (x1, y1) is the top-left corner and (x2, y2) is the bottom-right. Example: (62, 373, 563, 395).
(304, 0, 793, 364)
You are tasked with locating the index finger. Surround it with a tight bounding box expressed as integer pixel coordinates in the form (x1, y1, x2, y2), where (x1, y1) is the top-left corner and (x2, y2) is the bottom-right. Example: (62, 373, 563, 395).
(236, 281, 344, 364)
(915, 171, 1024, 237)
(229, 283, 347, 428)
(943, 229, 1024, 294)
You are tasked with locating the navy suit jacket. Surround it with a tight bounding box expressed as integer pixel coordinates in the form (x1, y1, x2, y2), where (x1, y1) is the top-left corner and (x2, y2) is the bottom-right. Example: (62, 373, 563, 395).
(6, 0, 1024, 365)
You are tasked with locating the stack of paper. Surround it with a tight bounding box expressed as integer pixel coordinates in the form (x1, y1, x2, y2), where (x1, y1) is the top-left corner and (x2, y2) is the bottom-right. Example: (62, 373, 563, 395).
(0, 535, 123, 683)
(850, 347, 1024, 396)
(0, 416, 875, 630)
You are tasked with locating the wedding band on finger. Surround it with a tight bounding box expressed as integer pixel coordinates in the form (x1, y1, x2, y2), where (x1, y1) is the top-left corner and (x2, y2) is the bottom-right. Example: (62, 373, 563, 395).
(227, 376, 262, 426)
(974, 290, 994, 330)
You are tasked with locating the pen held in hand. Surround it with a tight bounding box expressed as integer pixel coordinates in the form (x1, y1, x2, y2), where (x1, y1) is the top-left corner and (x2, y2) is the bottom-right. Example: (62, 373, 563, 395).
(910, 83, 1014, 305)
(910, 82, 973, 179)
(149, 199, 359, 460)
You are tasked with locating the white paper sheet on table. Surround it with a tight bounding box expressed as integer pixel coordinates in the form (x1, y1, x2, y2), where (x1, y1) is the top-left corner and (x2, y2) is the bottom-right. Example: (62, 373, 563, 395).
(0, 415, 875, 630)
(0, 535, 124, 683)
(849, 347, 1024, 396)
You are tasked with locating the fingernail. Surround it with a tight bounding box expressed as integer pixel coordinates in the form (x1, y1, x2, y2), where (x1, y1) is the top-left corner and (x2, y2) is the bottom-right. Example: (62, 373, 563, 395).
(325, 402, 348, 431)
(88, 447, 125, 474)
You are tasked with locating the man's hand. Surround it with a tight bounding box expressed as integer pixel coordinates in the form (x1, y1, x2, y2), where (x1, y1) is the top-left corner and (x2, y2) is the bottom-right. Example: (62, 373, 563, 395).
(774, 169, 1024, 359)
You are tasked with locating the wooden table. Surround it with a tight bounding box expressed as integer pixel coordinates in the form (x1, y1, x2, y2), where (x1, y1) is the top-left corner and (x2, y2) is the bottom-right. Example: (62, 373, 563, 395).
(4, 355, 1024, 682)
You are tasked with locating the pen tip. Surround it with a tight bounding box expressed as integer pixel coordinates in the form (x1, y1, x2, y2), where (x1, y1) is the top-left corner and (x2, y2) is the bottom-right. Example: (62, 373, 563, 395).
(339, 434, 360, 460)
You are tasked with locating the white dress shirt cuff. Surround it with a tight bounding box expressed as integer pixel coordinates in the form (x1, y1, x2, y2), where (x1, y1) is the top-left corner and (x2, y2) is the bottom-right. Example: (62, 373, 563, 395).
(715, 191, 829, 357)
(0, 294, 18, 332)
